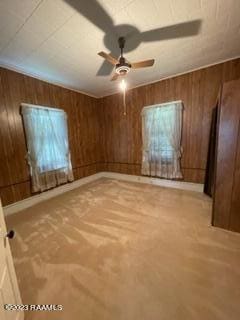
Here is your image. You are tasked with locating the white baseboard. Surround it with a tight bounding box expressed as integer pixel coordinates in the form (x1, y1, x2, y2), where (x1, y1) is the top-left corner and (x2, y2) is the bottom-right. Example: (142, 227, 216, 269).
(102, 172, 204, 193)
(3, 172, 204, 216)
(3, 173, 104, 216)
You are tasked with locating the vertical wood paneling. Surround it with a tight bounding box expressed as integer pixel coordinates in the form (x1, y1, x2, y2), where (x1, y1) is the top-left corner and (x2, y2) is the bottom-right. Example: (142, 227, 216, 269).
(1, 59, 240, 206)
(0, 67, 100, 206)
(100, 59, 240, 183)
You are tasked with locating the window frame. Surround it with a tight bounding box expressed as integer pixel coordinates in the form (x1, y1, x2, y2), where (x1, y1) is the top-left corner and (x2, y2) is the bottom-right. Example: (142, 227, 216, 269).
(21, 103, 70, 174)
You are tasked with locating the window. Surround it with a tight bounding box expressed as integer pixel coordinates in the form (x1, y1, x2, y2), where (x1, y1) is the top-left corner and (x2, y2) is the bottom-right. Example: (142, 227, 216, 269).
(141, 101, 183, 179)
(34, 109, 69, 173)
(149, 107, 175, 162)
(21, 104, 73, 192)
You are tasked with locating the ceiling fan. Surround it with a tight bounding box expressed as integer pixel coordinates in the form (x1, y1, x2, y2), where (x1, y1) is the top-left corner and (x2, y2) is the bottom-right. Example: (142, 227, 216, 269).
(64, 0, 202, 76)
(98, 37, 154, 81)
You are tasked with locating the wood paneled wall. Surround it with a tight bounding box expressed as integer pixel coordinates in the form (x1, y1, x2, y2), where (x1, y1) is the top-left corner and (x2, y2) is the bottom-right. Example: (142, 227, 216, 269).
(0, 67, 101, 206)
(99, 59, 240, 183)
(1, 58, 240, 206)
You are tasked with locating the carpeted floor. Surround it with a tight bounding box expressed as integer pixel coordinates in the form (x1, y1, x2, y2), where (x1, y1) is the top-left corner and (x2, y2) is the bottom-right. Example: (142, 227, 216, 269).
(6, 178, 240, 320)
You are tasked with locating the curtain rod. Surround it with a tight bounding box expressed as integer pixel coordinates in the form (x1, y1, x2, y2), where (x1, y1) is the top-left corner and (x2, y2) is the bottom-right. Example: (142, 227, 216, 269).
(21, 103, 65, 113)
(142, 100, 183, 111)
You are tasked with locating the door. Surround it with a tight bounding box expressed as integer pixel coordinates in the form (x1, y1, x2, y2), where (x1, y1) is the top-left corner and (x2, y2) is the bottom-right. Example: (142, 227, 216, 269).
(213, 78, 240, 232)
(0, 199, 24, 320)
(204, 104, 219, 198)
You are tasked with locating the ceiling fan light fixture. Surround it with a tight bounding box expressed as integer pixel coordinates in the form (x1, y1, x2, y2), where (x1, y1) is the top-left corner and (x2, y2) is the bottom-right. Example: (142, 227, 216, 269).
(116, 64, 130, 75)
(98, 37, 155, 81)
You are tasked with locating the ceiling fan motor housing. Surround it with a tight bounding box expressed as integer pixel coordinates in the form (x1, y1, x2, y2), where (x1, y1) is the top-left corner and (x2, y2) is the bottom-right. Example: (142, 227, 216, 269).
(116, 56, 131, 75)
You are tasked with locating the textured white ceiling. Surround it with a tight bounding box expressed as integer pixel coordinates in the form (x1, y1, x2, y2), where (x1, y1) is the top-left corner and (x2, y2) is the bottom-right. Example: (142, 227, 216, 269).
(0, 0, 239, 97)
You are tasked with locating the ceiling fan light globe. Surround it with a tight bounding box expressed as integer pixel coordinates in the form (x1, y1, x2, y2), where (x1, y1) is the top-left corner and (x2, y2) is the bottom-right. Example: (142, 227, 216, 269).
(116, 65, 130, 75)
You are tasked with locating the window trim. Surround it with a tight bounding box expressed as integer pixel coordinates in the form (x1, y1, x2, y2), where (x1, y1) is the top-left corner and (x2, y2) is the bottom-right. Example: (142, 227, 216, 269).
(21, 103, 69, 173)
(141, 100, 183, 114)
(21, 103, 65, 114)
(141, 100, 183, 179)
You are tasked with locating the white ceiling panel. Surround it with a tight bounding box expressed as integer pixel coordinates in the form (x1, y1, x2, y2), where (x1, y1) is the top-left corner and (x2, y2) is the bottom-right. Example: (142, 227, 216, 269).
(0, 15, 24, 51)
(32, 0, 74, 30)
(1, 29, 44, 63)
(126, 0, 162, 30)
(0, 0, 239, 97)
(152, 0, 174, 26)
(21, 13, 58, 39)
(171, 0, 201, 22)
(0, 0, 42, 20)
(98, 0, 135, 17)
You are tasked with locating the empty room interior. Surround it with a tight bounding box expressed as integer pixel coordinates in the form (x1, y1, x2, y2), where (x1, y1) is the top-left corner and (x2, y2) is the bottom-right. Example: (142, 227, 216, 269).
(0, 0, 240, 319)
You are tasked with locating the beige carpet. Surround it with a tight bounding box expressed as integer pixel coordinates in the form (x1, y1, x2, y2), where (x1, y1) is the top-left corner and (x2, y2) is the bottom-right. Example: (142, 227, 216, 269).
(6, 178, 240, 320)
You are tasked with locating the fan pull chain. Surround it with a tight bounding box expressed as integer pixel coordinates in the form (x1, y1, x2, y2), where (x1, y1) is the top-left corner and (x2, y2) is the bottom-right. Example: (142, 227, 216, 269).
(123, 89, 126, 116)
(120, 79, 127, 116)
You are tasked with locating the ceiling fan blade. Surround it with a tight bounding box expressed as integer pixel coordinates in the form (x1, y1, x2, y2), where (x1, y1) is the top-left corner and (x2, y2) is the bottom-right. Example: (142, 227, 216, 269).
(98, 51, 118, 65)
(64, 0, 114, 34)
(97, 48, 119, 76)
(111, 73, 119, 81)
(131, 59, 155, 69)
(138, 20, 202, 42)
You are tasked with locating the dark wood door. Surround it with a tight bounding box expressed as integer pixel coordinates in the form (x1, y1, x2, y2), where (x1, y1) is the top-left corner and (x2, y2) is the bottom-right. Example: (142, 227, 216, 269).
(229, 120, 240, 232)
(204, 104, 219, 198)
(213, 78, 240, 232)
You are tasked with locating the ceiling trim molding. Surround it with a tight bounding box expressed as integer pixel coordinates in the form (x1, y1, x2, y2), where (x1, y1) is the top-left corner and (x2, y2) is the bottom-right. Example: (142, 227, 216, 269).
(99, 55, 240, 98)
(0, 62, 98, 99)
(1, 55, 240, 99)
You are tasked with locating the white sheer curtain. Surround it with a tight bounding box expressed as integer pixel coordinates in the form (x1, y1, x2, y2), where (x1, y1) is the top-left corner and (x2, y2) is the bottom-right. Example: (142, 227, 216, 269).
(21, 104, 74, 192)
(141, 101, 183, 179)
